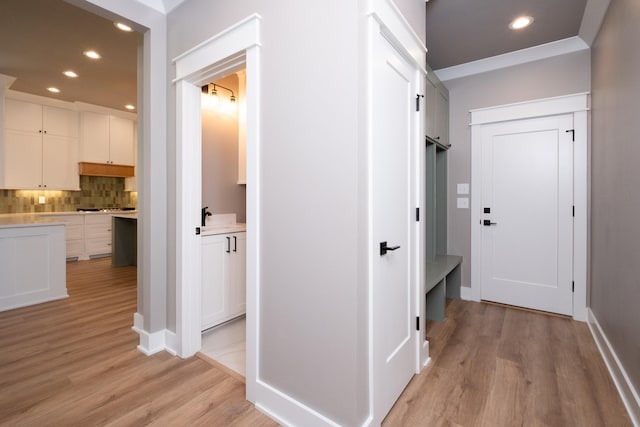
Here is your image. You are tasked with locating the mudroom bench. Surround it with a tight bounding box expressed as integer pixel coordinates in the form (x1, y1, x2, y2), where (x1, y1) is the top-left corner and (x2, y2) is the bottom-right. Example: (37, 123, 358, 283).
(425, 255, 463, 322)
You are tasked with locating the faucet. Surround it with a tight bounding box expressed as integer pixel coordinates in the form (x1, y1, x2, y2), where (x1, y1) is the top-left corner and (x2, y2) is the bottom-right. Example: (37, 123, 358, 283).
(201, 206, 212, 226)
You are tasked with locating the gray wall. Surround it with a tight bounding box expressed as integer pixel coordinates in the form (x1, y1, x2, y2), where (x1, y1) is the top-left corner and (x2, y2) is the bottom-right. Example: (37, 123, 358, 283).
(590, 0, 640, 395)
(443, 50, 591, 287)
(201, 74, 246, 223)
(168, 0, 370, 424)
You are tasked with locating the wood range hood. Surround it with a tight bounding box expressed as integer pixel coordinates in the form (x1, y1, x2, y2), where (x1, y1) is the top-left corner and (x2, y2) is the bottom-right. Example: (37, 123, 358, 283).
(78, 162, 135, 178)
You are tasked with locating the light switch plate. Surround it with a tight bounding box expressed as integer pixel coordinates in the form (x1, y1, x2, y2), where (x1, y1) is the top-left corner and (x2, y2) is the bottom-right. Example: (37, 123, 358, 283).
(457, 183, 469, 195)
(457, 197, 469, 209)
(38, 196, 46, 204)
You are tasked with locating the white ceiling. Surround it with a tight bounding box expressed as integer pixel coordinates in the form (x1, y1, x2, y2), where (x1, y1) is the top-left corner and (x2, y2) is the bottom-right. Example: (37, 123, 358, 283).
(0, 0, 140, 112)
(426, 0, 591, 70)
(0, 0, 607, 110)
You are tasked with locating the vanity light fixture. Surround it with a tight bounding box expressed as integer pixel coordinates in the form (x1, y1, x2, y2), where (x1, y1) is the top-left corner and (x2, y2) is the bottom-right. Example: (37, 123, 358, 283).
(201, 83, 236, 103)
(115, 22, 133, 32)
(83, 50, 101, 59)
(509, 16, 534, 30)
(47, 87, 60, 93)
(63, 70, 78, 78)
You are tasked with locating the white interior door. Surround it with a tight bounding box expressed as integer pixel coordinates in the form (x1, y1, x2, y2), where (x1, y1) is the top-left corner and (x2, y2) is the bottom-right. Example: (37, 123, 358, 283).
(372, 31, 416, 421)
(480, 114, 574, 315)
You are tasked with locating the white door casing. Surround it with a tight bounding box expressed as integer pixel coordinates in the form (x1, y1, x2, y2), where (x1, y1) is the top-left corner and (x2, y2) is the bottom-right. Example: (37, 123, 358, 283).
(480, 115, 574, 315)
(470, 93, 589, 321)
(172, 15, 261, 405)
(371, 28, 418, 423)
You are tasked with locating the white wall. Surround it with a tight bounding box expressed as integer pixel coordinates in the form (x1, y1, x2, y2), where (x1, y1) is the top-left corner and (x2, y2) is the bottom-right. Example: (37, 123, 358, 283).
(444, 50, 591, 288)
(168, 0, 366, 424)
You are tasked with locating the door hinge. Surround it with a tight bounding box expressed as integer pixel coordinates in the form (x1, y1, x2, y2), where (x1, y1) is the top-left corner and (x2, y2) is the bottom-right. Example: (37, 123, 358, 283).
(416, 94, 424, 112)
(416, 316, 420, 331)
(572, 205, 575, 217)
(195, 227, 201, 235)
(572, 281, 575, 292)
(416, 207, 420, 222)
(566, 129, 575, 141)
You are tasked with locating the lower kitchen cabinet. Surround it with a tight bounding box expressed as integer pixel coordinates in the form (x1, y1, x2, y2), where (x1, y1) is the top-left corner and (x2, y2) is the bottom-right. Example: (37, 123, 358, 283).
(84, 214, 113, 257)
(48, 215, 84, 259)
(201, 232, 246, 331)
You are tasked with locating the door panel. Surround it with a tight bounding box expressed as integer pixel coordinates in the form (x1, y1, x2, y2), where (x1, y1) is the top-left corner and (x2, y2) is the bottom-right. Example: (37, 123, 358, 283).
(372, 31, 416, 420)
(480, 115, 573, 315)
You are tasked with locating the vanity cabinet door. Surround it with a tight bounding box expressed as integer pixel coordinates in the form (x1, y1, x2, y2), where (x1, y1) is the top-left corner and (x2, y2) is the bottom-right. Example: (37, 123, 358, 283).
(201, 232, 246, 330)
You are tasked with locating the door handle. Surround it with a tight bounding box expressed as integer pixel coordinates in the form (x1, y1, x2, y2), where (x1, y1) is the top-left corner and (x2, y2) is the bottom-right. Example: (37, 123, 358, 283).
(233, 236, 237, 252)
(483, 220, 498, 226)
(380, 241, 400, 256)
(226, 236, 231, 253)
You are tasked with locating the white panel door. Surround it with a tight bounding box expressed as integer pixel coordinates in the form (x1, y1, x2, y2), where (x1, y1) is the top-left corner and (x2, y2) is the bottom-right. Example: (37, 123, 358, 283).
(372, 31, 416, 420)
(480, 114, 574, 315)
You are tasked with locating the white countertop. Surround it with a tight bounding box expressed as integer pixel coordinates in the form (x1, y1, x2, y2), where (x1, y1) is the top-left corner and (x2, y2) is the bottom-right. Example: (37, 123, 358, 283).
(201, 223, 246, 236)
(0, 211, 139, 229)
(0, 214, 66, 229)
(41, 210, 138, 216)
(200, 213, 245, 235)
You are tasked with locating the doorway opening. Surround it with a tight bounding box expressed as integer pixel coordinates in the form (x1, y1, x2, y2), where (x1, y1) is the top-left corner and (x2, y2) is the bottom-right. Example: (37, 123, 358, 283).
(199, 71, 248, 376)
(470, 93, 588, 321)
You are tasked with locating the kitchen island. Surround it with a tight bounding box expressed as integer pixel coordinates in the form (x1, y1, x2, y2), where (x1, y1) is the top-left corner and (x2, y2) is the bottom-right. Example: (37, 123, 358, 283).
(0, 215, 67, 312)
(112, 214, 137, 266)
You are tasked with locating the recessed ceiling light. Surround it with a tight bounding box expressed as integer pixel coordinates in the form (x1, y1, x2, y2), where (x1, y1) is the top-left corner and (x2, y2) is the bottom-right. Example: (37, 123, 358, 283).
(115, 22, 133, 32)
(63, 70, 78, 78)
(47, 87, 60, 93)
(125, 104, 136, 110)
(83, 50, 101, 59)
(509, 16, 534, 30)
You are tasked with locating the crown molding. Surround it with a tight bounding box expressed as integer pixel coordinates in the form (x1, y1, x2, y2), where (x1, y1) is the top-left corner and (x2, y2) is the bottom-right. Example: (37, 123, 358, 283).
(579, 0, 611, 46)
(434, 36, 589, 82)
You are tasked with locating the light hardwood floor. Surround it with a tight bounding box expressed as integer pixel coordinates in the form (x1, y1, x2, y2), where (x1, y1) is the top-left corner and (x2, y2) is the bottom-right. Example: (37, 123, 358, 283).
(0, 259, 631, 426)
(383, 299, 632, 427)
(0, 258, 277, 426)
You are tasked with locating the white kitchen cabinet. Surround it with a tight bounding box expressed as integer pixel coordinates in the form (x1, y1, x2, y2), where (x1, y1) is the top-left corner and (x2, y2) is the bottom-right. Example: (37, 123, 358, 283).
(201, 231, 246, 330)
(41, 214, 85, 259)
(2, 99, 79, 190)
(0, 222, 67, 312)
(425, 66, 449, 146)
(84, 214, 113, 257)
(80, 111, 135, 166)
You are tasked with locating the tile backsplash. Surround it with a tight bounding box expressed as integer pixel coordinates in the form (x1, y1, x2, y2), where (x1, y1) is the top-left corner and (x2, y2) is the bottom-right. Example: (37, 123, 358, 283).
(0, 176, 137, 213)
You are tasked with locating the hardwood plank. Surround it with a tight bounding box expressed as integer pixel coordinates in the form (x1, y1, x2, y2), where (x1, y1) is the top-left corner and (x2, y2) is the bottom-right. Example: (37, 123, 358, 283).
(384, 300, 632, 427)
(0, 257, 631, 426)
(0, 257, 276, 426)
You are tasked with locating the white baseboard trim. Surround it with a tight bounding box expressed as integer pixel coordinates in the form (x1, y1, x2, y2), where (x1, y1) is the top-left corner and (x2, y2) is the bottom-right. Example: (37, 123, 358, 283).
(587, 309, 640, 426)
(131, 312, 176, 356)
(254, 379, 342, 427)
(460, 286, 477, 301)
(164, 329, 178, 356)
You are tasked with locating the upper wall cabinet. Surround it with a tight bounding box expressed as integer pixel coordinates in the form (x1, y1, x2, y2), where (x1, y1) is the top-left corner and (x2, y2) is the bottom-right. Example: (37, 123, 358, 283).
(2, 98, 80, 190)
(425, 65, 449, 147)
(80, 112, 135, 166)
